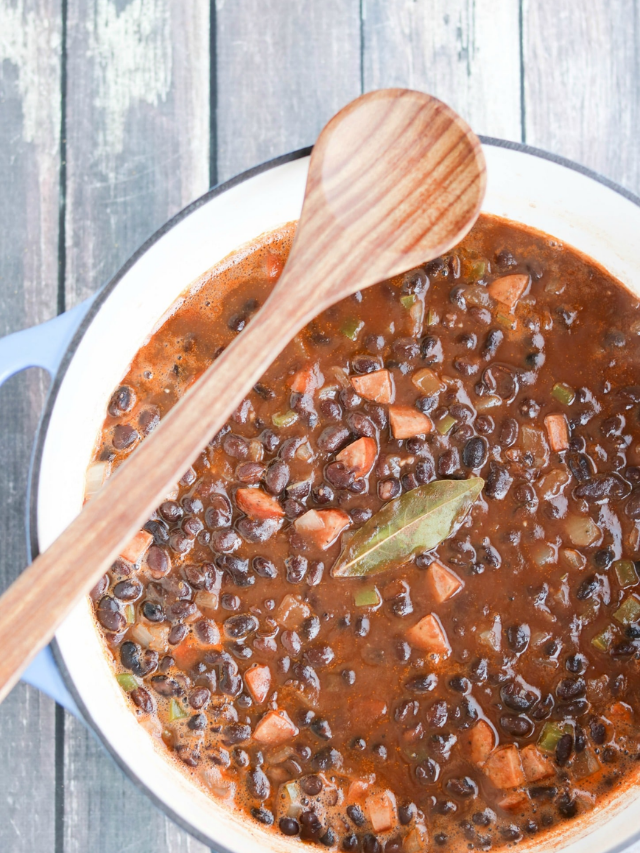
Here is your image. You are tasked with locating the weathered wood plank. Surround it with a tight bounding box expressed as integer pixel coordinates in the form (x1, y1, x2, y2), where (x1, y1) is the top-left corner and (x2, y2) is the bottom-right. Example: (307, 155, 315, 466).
(62, 1, 211, 850)
(215, 0, 362, 182)
(523, 0, 640, 192)
(0, 1, 61, 850)
(64, 0, 211, 307)
(363, 0, 522, 140)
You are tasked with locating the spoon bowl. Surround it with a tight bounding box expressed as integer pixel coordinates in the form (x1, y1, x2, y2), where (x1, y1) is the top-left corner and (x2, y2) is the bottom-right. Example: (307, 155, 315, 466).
(0, 88, 485, 703)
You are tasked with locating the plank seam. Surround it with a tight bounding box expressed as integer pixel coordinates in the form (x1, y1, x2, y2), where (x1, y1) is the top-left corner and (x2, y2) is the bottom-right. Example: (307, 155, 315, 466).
(518, 0, 526, 143)
(54, 703, 65, 853)
(209, 0, 218, 187)
(56, 0, 68, 316)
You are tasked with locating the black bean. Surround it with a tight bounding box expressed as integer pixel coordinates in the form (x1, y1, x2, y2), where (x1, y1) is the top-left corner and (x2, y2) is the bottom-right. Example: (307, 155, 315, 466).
(626, 489, 640, 519)
(402, 472, 419, 492)
(484, 461, 512, 500)
(420, 335, 442, 363)
(500, 714, 534, 737)
(342, 835, 358, 851)
(498, 417, 519, 448)
(131, 687, 153, 713)
(166, 600, 197, 621)
(325, 461, 354, 489)
(566, 654, 588, 674)
(363, 835, 382, 853)
(285, 555, 308, 584)
(556, 793, 578, 819)
(222, 433, 249, 459)
(113, 579, 143, 602)
(312, 483, 335, 504)
(97, 596, 126, 632)
(501, 681, 538, 712)
(354, 615, 370, 637)
(264, 460, 290, 495)
(109, 385, 136, 416)
(311, 747, 342, 771)
(555, 733, 573, 766)
(251, 808, 274, 826)
(576, 574, 598, 600)
(415, 757, 440, 784)
(446, 776, 477, 798)
(438, 448, 460, 476)
(378, 478, 401, 500)
(147, 544, 170, 574)
(168, 624, 188, 645)
(252, 556, 277, 578)
(406, 674, 437, 693)
(300, 774, 323, 796)
(462, 437, 488, 469)
(223, 614, 258, 639)
(205, 495, 232, 529)
(188, 713, 207, 731)
(217, 554, 251, 586)
(347, 412, 377, 437)
(222, 723, 252, 745)
(142, 601, 164, 622)
(247, 767, 270, 800)
(189, 687, 210, 709)
(575, 474, 630, 501)
(150, 675, 181, 697)
(506, 623, 530, 653)
(352, 354, 383, 374)
(279, 818, 300, 836)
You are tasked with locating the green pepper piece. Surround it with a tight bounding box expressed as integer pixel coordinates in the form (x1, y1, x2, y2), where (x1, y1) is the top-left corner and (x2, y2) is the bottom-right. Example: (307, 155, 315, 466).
(551, 382, 576, 406)
(401, 295, 416, 309)
(116, 673, 139, 692)
(436, 414, 457, 435)
(614, 594, 640, 625)
(354, 587, 381, 608)
(272, 410, 299, 428)
(614, 560, 639, 588)
(538, 721, 572, 752)
(168, 698, 189, 722)
(427, 308, 439, 326)
(342, 318, 364, 341)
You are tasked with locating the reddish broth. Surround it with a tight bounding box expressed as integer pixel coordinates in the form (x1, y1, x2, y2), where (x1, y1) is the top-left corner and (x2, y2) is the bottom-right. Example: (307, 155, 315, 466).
(88, 215, 640, 852)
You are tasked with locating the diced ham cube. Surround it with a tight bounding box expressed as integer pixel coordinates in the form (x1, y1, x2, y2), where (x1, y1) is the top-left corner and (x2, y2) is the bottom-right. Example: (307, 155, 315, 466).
(461, 719, 496, 766)
(497, 790, 529, 812)
(253, 709, 299, 745)
(544, 414, 570, 452)
(294, 508, 351, 550)
(488, 274, 530, 311)
(244, 664, 272, 704)
(236, 487, 285, 520)
(521, 745, 554, 782)
(427, 560, 464, 603)
(483, 745, 526, 789)
(365, 789, 397, 833)
(406, 614, 450, 657)
(350, 369, 395, 404)
(120, 530, 153, 564)
(289, 363, 324, 395)
(336, 437, 378, 478)
(388, 405, 432, 440)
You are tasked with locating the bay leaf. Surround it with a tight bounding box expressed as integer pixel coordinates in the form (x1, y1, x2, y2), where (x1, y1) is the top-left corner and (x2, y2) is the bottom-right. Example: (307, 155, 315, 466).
(331, 477, 484, 578)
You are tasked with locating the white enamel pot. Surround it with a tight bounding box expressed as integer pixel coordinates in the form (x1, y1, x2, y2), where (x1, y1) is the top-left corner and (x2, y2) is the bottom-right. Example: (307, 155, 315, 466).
(6, 141, 640, 852)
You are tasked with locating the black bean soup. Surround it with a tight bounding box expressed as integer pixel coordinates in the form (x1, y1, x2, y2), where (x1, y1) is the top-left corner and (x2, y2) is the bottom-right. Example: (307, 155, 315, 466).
(88, 215, 640, 852)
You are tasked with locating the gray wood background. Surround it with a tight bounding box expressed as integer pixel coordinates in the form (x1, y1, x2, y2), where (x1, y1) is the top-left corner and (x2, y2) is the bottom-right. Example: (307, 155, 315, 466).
(0, 0, 638, 850)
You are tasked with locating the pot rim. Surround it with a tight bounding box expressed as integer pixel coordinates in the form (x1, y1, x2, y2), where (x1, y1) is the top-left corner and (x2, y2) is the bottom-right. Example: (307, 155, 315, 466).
(28, 138, 640, 850)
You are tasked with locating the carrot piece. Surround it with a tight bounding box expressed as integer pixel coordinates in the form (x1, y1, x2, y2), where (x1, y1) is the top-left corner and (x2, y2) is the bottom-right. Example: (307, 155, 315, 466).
(461, 720, 495, 766)
(120, 530, 153, 564)
(608, 701, 633, 726)
(289, 363, 324, 395)
(347, 778, 373, 802)
(497, 790, 529, 812)
(483, 745, 526, 789)
(244, 664, 272, 704)
(350, 369, 395, 404)
(521, 745, 554, 782)
(488, 274, 530, 311)
(544, 413, 570, 452)
(388, 405, 433, 440)
(236, 487, 285, 520)
(294, 508, 351, 550)
(253, 709, 299, 745)
(336, 437, 378, 478)
(406, 613, 450, 657)
(427, 560, 464, 603)
(365, 789, 397, 833)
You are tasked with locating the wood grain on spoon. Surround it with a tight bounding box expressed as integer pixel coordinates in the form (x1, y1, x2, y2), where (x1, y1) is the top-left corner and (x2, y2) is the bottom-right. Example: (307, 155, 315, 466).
(0, 88, 485, 704)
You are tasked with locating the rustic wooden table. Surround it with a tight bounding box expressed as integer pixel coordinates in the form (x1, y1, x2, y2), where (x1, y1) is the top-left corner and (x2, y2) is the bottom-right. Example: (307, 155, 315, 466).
(0, 1, 637, 850)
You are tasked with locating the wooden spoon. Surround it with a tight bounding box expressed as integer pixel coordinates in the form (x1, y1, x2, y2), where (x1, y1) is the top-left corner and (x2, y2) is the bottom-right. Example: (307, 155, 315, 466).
(0, 88, 485, 704)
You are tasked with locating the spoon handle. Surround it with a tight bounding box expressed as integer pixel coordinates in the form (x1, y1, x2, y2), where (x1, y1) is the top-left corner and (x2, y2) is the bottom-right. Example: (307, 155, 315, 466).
(0, 291, 302, 704)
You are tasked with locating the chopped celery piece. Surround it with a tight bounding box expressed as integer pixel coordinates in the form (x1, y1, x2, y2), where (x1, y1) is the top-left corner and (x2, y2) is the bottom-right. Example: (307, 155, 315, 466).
(466, 260, 486, 280)
(614, 560, 639, 588)
(116, 673, 138, 692)
(613, 594, 640, 625)
(551, 382, 576, 405)
(573, 748, 600, 779)
(496, 312, 517, 330)
(342, 318, 364, 340)
(538, 721, 572, 752)
(427, 308, 439, 326)
(412, 368, 445, 395)
(124, 604, 136, 624)
(354, 587, 381, 607)
(272, 410, 298, 428)
(591, 625, 617, 652)
(168, 698, 189, 722)
(401, 294, 416, 309)
(436, 414, 457, 435)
